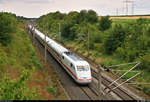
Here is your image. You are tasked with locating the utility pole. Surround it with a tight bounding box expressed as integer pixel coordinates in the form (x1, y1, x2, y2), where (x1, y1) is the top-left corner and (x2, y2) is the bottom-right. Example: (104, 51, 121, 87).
(44, 23, 48, 64)
(122, 7, 124, 15)
(31, 23, 34, 43)
(33, 27, 35, 45)
(131, 1, 135, 15)
(124, 0, 128, 15)
(116, 8, 119, 16)
(44, 32, 47, 64)
(87, 29, 90, 58)
(33, 23, 35, 43)
(123, 0, 133, 15)
(98, 65, 102, 100)
(58, 23, 61, 42)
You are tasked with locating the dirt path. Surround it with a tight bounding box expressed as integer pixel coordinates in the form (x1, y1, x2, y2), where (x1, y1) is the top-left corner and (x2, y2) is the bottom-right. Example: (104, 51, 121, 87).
(110, 16, 150, 20)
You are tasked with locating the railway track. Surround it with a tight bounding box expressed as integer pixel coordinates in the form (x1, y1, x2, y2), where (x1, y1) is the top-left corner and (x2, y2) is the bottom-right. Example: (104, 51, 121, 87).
(28, 30, 99, 100)
(63, 43, 144, 100)
(64, 45, 144, 100)
(27, 27, 144, 100)
(91, 66, 143, 100)
(80, 86, 98, 100)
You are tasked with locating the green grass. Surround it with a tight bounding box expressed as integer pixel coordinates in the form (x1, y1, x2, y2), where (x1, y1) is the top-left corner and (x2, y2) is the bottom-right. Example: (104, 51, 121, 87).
(112, 19, 137, 23)
(0, 22, 43, 100)
(46, 86, 56, 96)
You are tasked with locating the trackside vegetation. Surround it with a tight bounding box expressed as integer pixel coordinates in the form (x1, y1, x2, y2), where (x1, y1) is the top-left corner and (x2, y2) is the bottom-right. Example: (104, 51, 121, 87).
(0, 12, 17, 46)
(0, 12, 67, 100)
(36, 10, 150, 97)
(0, 12, 41, 99)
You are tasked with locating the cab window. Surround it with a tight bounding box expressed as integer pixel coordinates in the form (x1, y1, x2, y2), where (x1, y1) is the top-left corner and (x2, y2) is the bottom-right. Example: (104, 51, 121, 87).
(77, 66, 89, 71)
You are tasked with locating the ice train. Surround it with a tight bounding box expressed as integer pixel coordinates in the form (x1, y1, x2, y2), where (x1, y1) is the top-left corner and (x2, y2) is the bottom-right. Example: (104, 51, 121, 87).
(28, 24, 92, 84)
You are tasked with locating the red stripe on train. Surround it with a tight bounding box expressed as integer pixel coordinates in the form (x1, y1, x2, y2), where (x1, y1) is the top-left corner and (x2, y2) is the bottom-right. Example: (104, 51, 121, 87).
(47, 46, 79, 79)
(35, 34, 91, 82)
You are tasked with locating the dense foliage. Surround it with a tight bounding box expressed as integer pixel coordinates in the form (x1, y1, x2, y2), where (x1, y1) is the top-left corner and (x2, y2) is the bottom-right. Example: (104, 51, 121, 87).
(115, 19, 150, 62)
(0, 12, 17, 46)
(98, 16, 112, 31)
(0, 15, 42, 99)
(0, 70, 36, 100)
(36, 10, 150, 70)
(36, 10, 98, 40)
(37, 11, 150, 95)
(103, 24, 129, 54)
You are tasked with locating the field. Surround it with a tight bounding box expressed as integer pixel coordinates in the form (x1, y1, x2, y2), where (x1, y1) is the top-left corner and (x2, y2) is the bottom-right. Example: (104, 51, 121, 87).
(110, 16, 150, 20)
(98, 15, 150, 24)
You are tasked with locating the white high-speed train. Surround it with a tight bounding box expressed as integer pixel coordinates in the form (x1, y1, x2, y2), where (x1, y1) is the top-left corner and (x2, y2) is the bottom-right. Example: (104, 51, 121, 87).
(28, 24, 92, 84)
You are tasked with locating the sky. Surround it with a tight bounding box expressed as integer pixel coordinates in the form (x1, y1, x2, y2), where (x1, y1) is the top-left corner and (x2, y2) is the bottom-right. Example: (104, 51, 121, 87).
(0, 0, 150, 18)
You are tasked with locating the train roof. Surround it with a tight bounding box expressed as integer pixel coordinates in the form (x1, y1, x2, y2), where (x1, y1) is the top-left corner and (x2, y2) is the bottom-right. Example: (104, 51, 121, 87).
(33, 27, 68, 55)
(50, 42, 68, 55)
(64, 52, 84, 61)
(63, 52, 89, 66)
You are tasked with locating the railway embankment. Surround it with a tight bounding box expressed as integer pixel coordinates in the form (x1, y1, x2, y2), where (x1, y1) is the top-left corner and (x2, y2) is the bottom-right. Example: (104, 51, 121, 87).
(0, 20, 67, 99)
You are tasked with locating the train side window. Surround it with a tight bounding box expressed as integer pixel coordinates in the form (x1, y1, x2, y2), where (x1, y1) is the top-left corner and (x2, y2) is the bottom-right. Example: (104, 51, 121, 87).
(72, 66, 75, 70)
(62, 56, 64, 59)
(70, 63, 75, 70)
(70, 63, 73, 67)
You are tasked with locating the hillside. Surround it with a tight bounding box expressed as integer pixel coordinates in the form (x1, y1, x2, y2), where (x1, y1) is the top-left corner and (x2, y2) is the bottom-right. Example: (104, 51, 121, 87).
(0, 12, 66, 100)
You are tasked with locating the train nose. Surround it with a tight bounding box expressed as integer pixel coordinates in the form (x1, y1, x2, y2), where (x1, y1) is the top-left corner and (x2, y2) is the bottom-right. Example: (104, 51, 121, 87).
(79, 71, 91, 76)
(78, 73, 91, 80)
(77, 77, 92, 84)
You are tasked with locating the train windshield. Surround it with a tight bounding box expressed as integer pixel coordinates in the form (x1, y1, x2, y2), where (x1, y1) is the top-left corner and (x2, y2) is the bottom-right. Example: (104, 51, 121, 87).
(77, 66, 89, 71)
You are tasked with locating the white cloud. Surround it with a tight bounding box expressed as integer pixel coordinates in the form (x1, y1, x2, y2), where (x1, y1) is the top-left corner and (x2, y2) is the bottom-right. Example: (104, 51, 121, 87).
(0, 0, 54, 4)
(0, 0, 150, 18)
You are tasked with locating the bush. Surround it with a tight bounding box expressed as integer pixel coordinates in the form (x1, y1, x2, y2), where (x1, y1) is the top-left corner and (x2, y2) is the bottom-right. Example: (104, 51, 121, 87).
(139, 55, 150, 72)
(0, 70, 38, 100)
(95, 43, 103, 52)
(136, 18, 150, 25)
(99, 16, 112, 31)
(0, 49, 7, 65)
(103, 24, 128, 54)
(115, 47, 125, 59)
(46, 86, 56, 96)
(0, 12, 17, 46)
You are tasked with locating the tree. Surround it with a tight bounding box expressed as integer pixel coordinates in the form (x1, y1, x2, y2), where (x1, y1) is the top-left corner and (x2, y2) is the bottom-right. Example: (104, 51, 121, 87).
(53, 11, 66, 20)
(61, 11, 79, 40)
(103, 24, 128, 54)
(61, 22, 72, 38)
(65, 11, 79, 24)
(87, 10, 98, 24)
(77, 10, 98, 24)
(99, 16, 112, 31)
(77, 10, 88, 24)
(69, 24, 79, 40)
(0, 12, 17, 46)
